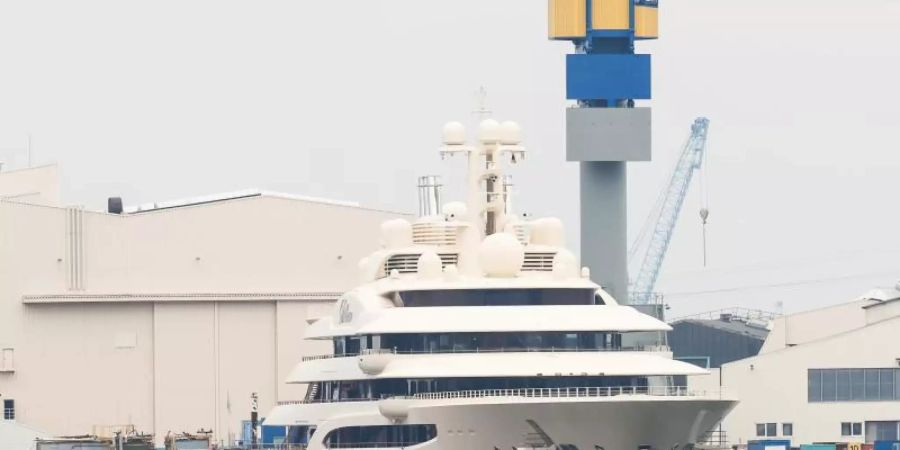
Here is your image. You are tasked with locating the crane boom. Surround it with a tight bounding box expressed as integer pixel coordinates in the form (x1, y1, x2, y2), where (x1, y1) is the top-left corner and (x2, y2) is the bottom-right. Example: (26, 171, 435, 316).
(629, 117, 710, 304)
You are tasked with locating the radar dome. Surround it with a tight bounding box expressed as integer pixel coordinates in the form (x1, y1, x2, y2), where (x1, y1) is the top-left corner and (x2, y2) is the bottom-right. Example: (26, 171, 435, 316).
(552, 249, 579, 279)
(442, 201, 468, 221)
(530, 217, 566, 247)
(478, 118, 501, 143)
(417, 251, 443, 280)
(381, 219, 413, 249)
(478, 232, 525, 278)
(499, 121, 522, 145)
(442, 121, 466, 146)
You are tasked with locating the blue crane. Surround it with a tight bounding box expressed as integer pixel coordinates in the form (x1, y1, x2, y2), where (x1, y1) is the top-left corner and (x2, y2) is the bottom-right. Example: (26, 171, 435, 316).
(628, 117, 711, 304)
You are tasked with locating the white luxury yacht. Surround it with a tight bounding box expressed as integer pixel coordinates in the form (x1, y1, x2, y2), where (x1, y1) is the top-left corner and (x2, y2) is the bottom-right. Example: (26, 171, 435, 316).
(264, 119, 736, 450)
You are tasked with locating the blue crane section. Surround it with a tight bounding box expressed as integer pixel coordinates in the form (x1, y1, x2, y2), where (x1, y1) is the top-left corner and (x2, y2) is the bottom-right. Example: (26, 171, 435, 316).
(629, 117, 710, 304)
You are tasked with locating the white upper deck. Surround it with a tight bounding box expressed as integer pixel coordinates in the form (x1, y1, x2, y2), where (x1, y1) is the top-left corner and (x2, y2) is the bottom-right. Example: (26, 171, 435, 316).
(299, 118, 674, 339)
(307, 304, 670, 339)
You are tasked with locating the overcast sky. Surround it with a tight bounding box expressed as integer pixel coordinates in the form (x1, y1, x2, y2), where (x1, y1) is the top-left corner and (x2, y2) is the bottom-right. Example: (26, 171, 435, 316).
(1, 0, 898, 317)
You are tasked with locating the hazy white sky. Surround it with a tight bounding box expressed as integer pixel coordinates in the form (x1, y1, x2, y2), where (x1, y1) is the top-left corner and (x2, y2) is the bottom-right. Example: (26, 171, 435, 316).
(1, 0, 898, 317)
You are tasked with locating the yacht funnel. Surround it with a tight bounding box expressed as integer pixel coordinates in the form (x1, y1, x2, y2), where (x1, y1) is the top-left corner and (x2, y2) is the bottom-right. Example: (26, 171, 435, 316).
(417, 175, 442, 218)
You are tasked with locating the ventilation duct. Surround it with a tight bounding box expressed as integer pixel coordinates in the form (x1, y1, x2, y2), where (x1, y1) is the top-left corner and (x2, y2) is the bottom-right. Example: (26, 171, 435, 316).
(417, 175, 442, 218)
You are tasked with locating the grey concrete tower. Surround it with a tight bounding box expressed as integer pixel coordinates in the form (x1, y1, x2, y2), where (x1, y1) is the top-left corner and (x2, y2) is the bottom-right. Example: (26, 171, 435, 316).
(549, 0, 658, 303)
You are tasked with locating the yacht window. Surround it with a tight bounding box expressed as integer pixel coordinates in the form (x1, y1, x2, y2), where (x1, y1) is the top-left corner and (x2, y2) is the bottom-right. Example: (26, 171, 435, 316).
(310, 376, 657, 402)
(345, 338, 361, 356)
(399, 289, 596, 307)
(379, 331, 623, 353)
(323, 424, 437, 448)
(287, 426, 314, 445)
(563, 333, 578, 349)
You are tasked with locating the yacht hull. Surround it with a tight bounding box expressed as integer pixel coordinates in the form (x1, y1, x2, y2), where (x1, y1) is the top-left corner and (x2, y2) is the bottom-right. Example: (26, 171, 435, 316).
(287, 396, 736, 450)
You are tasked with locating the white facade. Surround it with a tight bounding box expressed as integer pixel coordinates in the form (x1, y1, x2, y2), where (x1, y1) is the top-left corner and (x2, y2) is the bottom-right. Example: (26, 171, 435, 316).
(0, 165, 409, 446)
(701, 288, 900, 446)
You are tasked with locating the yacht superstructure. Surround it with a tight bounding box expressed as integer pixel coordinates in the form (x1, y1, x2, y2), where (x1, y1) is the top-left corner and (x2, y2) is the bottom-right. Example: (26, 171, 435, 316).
(264, 119, 736, 450)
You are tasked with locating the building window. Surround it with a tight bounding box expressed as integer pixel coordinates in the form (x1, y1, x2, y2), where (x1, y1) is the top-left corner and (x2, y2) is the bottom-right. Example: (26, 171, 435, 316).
(842, 422, 863, 437)
(835, 369, 851, 401)
(782, 423, 793, 437)
(757, 423, 777, 437)
(867, 421, 900, 442)
(808, 370, 822, 402)
(809, 369, 900, 402)
(2, 399, 14, 420)
(880, 369, 895, 399)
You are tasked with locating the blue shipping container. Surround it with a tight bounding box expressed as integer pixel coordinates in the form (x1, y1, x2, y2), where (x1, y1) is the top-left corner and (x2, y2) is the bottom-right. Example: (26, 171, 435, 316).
(874, 441, 900, 450)
(749, 440, 792, 450)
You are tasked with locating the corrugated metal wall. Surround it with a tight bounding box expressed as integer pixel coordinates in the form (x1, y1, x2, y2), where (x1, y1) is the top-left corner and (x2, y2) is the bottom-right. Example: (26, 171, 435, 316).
(668, 321, 766, 368)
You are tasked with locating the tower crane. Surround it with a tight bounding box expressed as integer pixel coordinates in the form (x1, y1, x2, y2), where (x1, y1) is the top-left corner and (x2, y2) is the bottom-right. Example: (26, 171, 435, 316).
(628, 117, 711, 305)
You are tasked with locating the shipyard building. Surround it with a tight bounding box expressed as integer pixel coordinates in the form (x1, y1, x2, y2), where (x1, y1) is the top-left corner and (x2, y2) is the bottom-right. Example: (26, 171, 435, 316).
(0, 164, 408, 447)
(689, 289, 900, 446)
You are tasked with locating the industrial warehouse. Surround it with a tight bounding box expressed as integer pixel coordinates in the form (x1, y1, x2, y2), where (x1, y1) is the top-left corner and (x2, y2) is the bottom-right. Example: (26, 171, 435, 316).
(0, 164, 407, 448)
(677, 294, 900, 447)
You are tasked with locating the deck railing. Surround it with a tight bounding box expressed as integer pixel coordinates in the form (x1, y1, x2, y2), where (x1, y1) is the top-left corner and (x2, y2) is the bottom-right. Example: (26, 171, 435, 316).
(277, 398, 375, 406)
(407, 385, 724, 400)
(698, 428, 729, 448)
(301, 345, 670, 362)
(277, 386, 726, 406)
(222, 445, 308, 450)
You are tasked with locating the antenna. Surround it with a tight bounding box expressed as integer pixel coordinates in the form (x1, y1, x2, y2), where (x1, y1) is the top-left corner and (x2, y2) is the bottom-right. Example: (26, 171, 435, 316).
(472, 86, 492, 122)
(26, 133, 32, 168)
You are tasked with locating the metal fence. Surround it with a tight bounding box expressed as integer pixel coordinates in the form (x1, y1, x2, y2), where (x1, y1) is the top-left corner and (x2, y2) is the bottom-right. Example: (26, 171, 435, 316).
(220, 445, 307, 450)
(407, 385, 724, 400)
(301, 345, 672, 362)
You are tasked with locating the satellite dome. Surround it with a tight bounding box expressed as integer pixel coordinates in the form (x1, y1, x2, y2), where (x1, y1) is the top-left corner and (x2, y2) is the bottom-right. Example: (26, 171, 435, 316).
(442, 201, 468, 221)
(381, 219, 413, 248)
(442, 122, 466, 146)
(552, 249, 579, 279)
(478, 118, 501, 143)
(478, 232, 525, 278)
(417, 251, 443, 280)
(530, 217, 566, 246)
(499, 121, 522, 145)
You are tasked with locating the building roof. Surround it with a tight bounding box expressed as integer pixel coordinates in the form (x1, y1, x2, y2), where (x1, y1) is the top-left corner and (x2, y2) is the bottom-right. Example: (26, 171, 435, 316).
(674, 318, 769, 341)
(859, 286, 900, 306)
(124, 189, 368, 214)
(22, 291, 342, 304)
